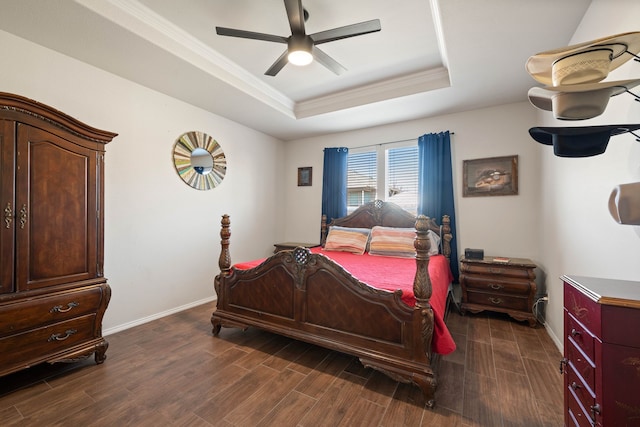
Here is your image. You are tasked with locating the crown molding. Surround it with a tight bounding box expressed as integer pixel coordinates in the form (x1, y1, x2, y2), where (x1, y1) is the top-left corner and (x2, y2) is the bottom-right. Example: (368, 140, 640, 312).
(295, 67, 451, 118)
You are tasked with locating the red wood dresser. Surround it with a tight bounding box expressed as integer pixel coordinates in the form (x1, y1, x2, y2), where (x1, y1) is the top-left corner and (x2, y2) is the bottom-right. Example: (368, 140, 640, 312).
(561, 275, 640, 427)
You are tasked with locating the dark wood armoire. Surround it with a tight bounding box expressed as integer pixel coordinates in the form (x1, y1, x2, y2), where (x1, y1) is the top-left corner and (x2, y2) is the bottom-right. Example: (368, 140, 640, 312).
(0, 92, 117, 377)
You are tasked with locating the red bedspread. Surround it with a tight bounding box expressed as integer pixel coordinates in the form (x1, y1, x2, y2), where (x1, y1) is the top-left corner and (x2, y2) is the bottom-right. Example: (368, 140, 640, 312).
(233, 248, 456, 355)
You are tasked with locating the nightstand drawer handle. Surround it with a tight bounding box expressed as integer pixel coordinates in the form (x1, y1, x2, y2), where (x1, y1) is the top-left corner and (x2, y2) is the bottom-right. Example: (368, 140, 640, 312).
(488, 283, 504, 290)
(48, 329, 77, 342)
(50, 302, 79, 313)
(489, 268, 504, 274)
(489, 297, 503, 305)
(570, 328, 581, 337)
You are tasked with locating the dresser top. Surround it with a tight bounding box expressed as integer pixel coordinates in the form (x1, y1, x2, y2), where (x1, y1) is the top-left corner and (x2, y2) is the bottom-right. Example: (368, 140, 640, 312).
(563, 275, 640, 309)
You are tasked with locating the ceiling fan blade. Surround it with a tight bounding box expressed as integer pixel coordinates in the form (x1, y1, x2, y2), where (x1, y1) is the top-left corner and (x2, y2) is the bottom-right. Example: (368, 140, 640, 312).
(265, 50, 289, 76)
(312, 47, 347, 75)
(216, 27, 288, 44)
(311, 19, 381, 45)
(284, 0, 306, 35)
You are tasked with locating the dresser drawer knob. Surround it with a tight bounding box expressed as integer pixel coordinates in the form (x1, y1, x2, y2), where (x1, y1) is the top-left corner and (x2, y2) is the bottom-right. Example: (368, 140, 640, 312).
(488, 283, 504, 290)
(50, 302, 79, 313)
(48, 329, 77, 342)
(489, 268, 504, 274)
(570, 328, 581, 337)
(570, 381, 581, 391)
(489, 297, 503, 305)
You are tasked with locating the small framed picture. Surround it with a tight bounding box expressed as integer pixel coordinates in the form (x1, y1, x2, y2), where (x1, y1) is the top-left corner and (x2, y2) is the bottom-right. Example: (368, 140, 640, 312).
(298, 167, 312, 186)
(463, 155, 518, 197)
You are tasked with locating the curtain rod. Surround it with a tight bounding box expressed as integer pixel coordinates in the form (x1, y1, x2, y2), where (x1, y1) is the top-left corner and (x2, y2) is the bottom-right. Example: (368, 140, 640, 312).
(352, 132, 455, 150)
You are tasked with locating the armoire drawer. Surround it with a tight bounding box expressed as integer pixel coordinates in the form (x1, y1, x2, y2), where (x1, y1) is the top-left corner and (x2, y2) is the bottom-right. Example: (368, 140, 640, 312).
(462, 275, 532, 295)
(0, 286, 104, 336)
(465, 291, 529, 311)
(0, 314, 97, 366)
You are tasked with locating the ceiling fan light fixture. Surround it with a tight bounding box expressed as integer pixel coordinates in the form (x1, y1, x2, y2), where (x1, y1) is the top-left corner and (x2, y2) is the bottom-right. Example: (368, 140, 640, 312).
(287, 37, 313, 66)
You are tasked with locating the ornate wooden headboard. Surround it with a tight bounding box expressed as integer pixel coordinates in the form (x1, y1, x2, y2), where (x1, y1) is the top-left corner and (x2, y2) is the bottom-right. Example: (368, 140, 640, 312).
(320, 200, 452, 260)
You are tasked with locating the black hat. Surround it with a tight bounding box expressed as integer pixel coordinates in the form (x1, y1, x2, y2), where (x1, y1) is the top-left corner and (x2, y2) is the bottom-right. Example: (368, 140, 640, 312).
(528, 124, 640, 157)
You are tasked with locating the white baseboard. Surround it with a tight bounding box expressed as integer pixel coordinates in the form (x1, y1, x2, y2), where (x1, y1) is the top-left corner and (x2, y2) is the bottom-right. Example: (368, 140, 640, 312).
(103, 296, 217, 336)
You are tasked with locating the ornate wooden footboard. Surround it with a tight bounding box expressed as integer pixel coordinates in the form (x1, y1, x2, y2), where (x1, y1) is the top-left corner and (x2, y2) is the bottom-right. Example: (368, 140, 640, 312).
(212, 201, 452, 407)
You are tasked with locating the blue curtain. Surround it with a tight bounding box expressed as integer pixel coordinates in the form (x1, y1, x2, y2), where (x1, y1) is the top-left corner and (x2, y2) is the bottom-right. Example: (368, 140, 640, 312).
(418, 131, 459, 280)
(321, 147, 349, 225)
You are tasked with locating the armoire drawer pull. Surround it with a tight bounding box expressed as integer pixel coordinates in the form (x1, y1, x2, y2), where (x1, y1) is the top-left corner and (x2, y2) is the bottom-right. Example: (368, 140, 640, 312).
(50, 302, 80, 313)
(48, 329, 77, 342)
(489, 283, 504, 290)
(489, 297, 503, 305)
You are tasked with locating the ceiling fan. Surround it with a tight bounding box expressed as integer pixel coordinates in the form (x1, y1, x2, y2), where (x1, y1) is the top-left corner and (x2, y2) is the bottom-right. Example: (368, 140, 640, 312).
(215, 0, 381, 76)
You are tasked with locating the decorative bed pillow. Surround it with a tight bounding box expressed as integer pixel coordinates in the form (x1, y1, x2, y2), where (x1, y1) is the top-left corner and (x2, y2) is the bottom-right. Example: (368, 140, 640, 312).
(368, 226, 417, 258)
(368, 226, 441, 258)
(324, 226, 370, 255)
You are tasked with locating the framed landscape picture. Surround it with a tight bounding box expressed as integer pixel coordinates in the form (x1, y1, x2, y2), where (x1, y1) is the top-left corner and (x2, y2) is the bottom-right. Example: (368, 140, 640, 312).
(463, 155, 518, 197)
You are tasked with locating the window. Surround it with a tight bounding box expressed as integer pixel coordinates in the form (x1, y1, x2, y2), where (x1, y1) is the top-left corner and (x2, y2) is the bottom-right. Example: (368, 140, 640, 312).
(347, 142, 418, 214)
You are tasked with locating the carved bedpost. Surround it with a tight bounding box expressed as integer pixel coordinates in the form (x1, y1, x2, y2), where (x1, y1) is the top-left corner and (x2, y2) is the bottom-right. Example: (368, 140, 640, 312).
(414, 215, 434, 358)
(218, 214, 232, 277)
(441, 215, 452, 262)
(320, 214, 327, 246)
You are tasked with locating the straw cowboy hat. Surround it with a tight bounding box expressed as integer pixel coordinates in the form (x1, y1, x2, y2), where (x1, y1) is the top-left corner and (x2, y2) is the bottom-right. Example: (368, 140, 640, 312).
(528, 78, 640, 120)
(609, 182, 640, 225)
(526, 31, 640, 86)
(528, 124, 640, 157)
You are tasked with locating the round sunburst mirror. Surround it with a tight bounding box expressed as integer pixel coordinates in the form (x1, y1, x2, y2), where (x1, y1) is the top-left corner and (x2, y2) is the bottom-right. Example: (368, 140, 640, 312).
(172, 131, 227, 190)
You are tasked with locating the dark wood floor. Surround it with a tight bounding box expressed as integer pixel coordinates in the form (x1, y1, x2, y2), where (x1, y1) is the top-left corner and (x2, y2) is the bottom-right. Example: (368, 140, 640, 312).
(0, 301, 564, 426)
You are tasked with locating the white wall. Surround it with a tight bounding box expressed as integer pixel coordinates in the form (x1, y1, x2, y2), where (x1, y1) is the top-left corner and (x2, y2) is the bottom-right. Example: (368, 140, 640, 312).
(283, 101, 543, 277)
(0, 30, 285, 333)
(538, 0, 640, 350)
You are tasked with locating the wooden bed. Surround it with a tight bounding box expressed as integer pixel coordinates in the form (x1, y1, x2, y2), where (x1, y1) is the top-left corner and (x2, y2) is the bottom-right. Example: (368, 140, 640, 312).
(211, 200, 454, 407)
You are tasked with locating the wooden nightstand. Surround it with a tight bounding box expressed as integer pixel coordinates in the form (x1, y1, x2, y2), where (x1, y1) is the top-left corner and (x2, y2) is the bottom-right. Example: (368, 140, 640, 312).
(460, 256, 537, 327)
(273, 242, 320, 253)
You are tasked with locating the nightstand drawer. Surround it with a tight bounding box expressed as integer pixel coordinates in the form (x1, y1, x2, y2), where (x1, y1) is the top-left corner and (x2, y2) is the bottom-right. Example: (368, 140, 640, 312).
(462, 275, 532, 295)
(460, 263, 534, 279)
(466, 291, 529, 311)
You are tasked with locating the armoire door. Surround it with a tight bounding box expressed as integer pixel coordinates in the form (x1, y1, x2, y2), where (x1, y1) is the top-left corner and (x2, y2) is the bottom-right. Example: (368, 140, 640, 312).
(0, 120, 16, 295)
(14, 123, 100, 290)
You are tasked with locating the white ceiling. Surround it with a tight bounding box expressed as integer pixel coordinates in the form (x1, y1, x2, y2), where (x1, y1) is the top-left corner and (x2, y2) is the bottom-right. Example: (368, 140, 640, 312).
(0, 0, 592, 141)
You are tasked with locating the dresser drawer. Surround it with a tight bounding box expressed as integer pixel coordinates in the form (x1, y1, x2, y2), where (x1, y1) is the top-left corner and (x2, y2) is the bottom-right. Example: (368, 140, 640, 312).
(460, 263, 534, 279)
(564, 280, 601, 337)
(462, 275, 532, 295)
(0, 314, 97, 366)
(466, 290, 529, 311)
(566, 363, 595, 415)
(0, 286, 104, 336)
(566, 337, 595, 391)
(567, 386, 594, 427)
(565, 310, 595, 361)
